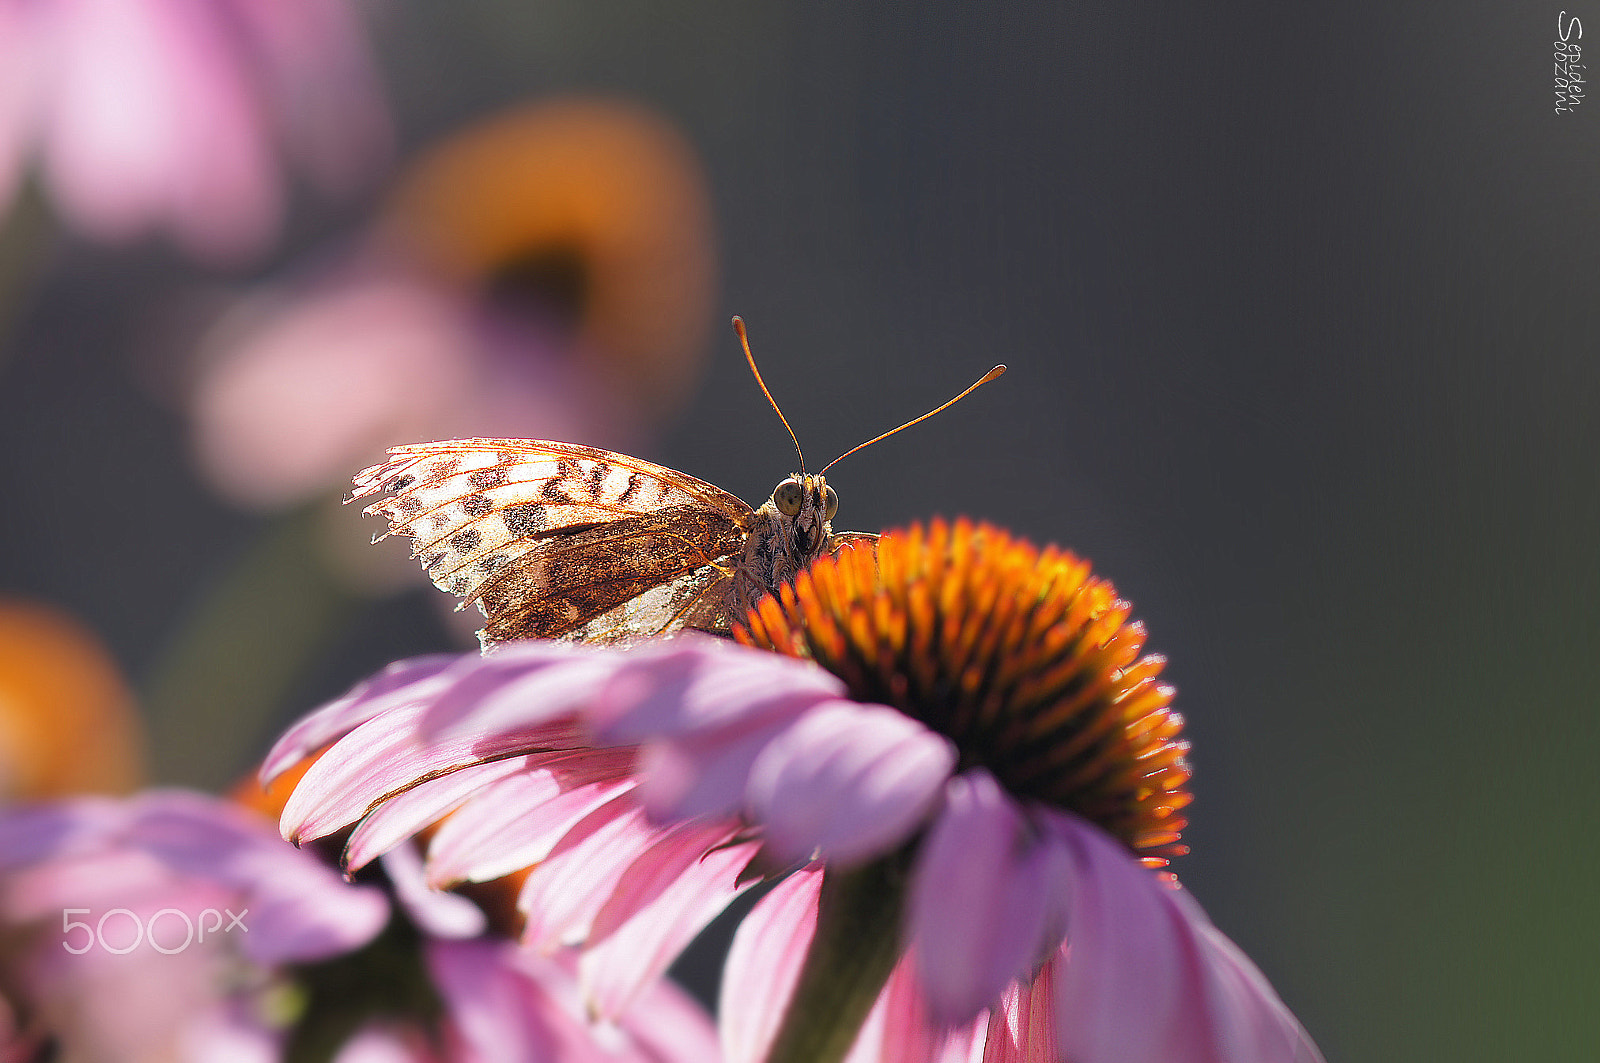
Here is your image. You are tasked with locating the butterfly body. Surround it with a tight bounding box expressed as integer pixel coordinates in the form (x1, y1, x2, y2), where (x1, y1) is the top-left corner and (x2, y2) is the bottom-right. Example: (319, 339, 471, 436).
(731, 471, 837, 614)
(352, 439, 860, 647)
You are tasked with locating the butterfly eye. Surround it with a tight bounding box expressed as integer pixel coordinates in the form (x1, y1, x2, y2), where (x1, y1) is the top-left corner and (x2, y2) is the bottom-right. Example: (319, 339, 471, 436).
(823, 484, 839, 520)
(774, 478, 804, 516)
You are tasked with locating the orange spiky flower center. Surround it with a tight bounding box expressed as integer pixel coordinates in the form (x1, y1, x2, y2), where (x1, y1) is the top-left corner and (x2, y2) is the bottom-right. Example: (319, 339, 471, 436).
(736, 517, 1193, 866)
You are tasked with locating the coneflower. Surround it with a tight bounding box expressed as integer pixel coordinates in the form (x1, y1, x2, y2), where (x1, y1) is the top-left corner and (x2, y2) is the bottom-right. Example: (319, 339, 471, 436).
(269, 519, 1321, 1063)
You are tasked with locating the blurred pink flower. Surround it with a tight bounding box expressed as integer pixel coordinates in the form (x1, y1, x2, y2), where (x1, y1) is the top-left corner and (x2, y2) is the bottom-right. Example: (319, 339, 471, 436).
(191, 263, 617, 512)
(267, 636, 1322, 1062)
(0, 790, 388, 1063)
(0, 789, 721, 1063)
(0, 0, 391, 263)
(188, 98, 717, 514)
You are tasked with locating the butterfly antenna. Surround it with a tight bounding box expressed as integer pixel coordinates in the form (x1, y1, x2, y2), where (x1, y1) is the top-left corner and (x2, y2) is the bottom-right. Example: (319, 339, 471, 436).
(819, 364, 1007, 475)
(733, 316, 807, 475)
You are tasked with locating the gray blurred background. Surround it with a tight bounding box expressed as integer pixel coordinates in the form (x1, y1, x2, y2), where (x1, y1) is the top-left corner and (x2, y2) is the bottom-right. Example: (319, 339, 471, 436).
(2, 2, 1596, 1059)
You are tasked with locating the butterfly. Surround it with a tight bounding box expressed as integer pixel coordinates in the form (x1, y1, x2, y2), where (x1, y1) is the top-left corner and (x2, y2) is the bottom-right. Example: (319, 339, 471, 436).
(350, 318, 1003, 647)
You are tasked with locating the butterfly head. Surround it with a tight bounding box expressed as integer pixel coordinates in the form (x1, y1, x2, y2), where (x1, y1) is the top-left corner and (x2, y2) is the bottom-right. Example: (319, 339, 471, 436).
(766, 473, 838, 558)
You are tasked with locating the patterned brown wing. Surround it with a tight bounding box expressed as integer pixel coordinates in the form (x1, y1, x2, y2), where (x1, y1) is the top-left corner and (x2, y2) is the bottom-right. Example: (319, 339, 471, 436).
(351, 439, 754, 644)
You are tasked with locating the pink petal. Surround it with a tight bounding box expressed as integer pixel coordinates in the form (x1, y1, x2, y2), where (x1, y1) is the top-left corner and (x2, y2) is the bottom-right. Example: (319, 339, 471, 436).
(1044, 811, 1324, 1063)
(517, 797, 657, 950)
(261, 654, 457, 784)
(428, 939, 721, 1063)
(908, 771, 1065, 1024)
(717, 872, 984, 1063)
(281, 646, 626, 845)
(380, 843, 486, 940)
(748, 701, 956, 866)
(719, 864, 824, 1063)
(1, 839, 220, 925)
(176, 1006, 282, 1063)
(222, 0, 393, 194)
(43, 0, 280, 261)
(122, 792, 389, 964)
(421, 645, 625, 743)
(3, 791, 388, 966)
(344, 756, 541, 873)
(613, 966, 725, 1063)
(194, 277, 477, 510)
(589, 639, 844, 743)
(529, 746, 640, 790)
(332, 1025, 434, 1063)
(585, 820, 748, 945)
(978, 964, 1056, 1063)
(844, 955, 985, 1063)
(0, 4, 46, 216)
(580, 833, 760, 1019)
(630, 710, 796, 823)
(423, 775, 631, 888)
(280, 699, 525, 846)
(0, 797, 122, 869)
(427, 939, 567, 1062)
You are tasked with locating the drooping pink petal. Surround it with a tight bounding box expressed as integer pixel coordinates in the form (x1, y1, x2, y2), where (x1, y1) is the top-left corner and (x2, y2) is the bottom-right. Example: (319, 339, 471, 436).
(844, 956, 988, 1063)
(583, 819, 743, 945)
(261, 654, 458, 783)
(380, 844, 486, 940)
(119, 792, 389, 964)
(344, 756, 541, 873)
(516, 797, 656, 951)
(2, 847, 223, 927)
(1043, 811, 1324, 1063)
(580, 832, 760, 1019)
(747, 701, 956, 866)
(629, 709, 796, 823)
(280, 701, 459, 846)
(977, 963, 1055, 1063)
(719, 872, 988, 1063)
(0, 796, 122, 869)
(719, 864, 824, 1063)
(427, 939, 567, 1062)
(419, 644, 629, 743)
(908, 771, 1065, 1025)
(588, 639, 844, 743)
(281, 684, 571, 848)
(426, 938, 721, 1063)
(8, 0, 391, 263)
(194, 278, 477, 510)
(332, 1024, 436, 1063)
(0, 3, 47, 216)
(614, 966, 726, 1063)
(0, 792, 388, 967)
(423, 775, 632, 889)
(151, 5, 282, 264)
(176, 1000, 284, 1063)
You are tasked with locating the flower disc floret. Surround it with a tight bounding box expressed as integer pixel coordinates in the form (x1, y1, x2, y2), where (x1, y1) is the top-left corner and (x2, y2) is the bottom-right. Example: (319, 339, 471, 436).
(738, 517, 1193, 865)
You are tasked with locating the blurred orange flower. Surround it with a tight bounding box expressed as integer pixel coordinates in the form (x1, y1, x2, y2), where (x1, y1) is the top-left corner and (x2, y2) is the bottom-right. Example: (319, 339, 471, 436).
(0, 598, 143, 800)
(378, 98, 718, 419)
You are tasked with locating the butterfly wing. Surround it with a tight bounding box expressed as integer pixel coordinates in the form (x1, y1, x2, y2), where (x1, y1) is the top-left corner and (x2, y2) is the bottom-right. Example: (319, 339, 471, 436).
(351, 439, 755, 644)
